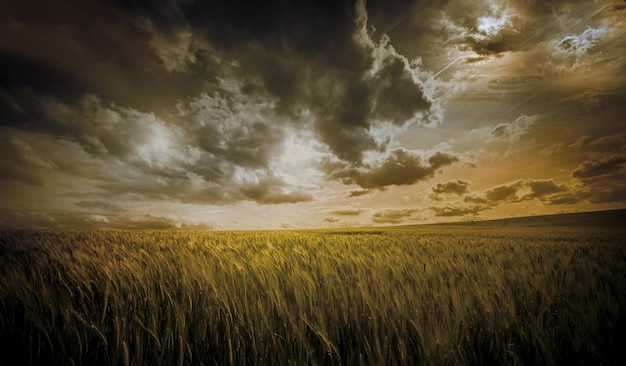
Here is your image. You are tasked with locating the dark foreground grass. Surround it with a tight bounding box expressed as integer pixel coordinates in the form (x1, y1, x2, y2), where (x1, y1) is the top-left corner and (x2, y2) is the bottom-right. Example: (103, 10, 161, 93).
(0, 228, 625, 365)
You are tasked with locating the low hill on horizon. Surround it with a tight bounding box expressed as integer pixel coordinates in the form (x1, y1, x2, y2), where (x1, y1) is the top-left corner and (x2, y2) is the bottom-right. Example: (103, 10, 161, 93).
(412, 208, 626, 232)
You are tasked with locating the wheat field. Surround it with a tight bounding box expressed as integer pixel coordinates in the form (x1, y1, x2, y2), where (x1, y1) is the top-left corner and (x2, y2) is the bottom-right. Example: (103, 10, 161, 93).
(1, 228, 625, 365)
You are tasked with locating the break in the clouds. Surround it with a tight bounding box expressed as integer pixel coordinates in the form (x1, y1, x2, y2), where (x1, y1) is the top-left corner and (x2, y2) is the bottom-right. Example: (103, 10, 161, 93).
(1, 0, 625, 229)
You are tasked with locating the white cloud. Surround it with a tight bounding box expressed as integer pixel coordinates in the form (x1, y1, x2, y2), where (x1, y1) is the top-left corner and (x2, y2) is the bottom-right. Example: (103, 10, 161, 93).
(469, 114, 538, 146)
(487, 114, 537, 143)
(43, 94, 196, 172)
(555, 27, 606, 58)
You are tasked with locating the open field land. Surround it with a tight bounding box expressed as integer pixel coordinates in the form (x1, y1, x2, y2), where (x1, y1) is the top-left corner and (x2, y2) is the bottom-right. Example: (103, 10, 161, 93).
(1, 210, 625, 365)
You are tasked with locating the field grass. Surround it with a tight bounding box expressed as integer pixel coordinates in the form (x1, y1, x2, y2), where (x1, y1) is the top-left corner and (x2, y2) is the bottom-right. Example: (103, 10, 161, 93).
(1, 225, 625, 365)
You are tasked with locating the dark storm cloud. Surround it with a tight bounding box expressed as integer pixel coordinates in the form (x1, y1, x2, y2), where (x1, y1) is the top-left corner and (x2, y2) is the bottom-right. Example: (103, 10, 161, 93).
(372, 208, 420, 224)
(1, 91, 313, 206)
(1, 0, 451, 209)
(367, 43, 433, 125)
(322, 149, 459, 190)
(94, 0, 441, 166)
(306, 0, 442, 163)
(0, 0, 214, 113)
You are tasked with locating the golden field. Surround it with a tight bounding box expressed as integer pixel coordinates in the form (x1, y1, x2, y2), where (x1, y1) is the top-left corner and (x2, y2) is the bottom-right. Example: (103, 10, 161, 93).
(1, 221, 625, 365)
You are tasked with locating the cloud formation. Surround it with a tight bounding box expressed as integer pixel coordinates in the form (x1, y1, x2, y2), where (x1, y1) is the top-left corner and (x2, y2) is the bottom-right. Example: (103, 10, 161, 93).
(430, 180, 471, 201)
(372, 208, 421, 224)
(439, 0, 524, 57)
(1, 0, 625, 229)
(571, 152, 626, 204)
(422, 0, 616, 64)
(331, 209, 366, 216)
(322, 149, 459, 190)
(431, 178, 587, 217)
(571, 153, 626, 180)
(549, 132, 626, 205)
(431, 204, 487, 218)
(101, 0, 443, 168)
(1, 0, 453, 201)
(467, 114, 539, 147)
(75, 200, 128, 213)
(477, 179, 578, 206)
(4, 92, 314, 207)
(556, 27, 606, 57)
(0, 207, 211, 230)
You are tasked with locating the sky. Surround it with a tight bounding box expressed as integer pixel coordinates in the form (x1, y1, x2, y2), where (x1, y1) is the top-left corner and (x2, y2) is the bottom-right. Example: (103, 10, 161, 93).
(1, 0, 625, 230)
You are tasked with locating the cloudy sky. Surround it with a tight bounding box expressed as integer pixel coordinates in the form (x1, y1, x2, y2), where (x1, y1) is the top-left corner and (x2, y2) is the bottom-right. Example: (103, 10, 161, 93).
(1, 0, 625, 229)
